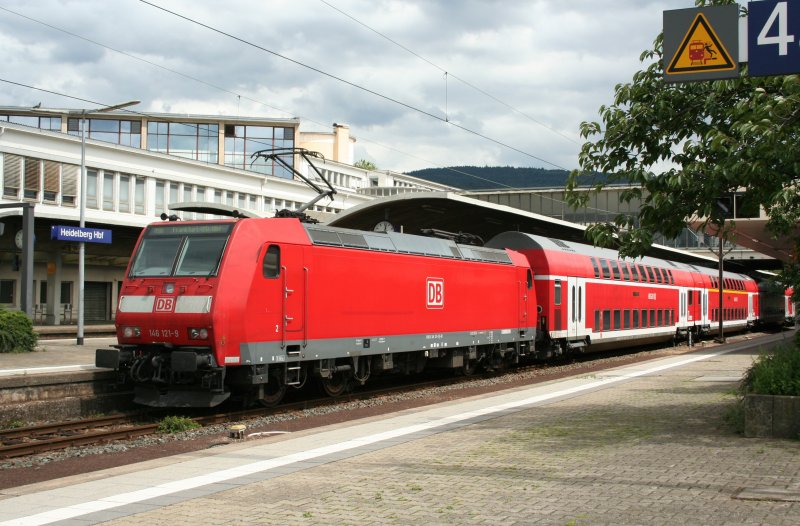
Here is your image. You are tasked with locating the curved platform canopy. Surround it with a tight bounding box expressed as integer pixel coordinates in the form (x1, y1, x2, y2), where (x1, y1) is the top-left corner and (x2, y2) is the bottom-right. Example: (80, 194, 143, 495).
(689, 217, 797, 265)
(329, 192, 719, 267)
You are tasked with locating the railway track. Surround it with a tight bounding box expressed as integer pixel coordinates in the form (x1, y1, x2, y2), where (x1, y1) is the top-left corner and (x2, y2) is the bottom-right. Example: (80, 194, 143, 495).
(3, 331, 775, 461)
(0, 415, 158, 459)
(0, 370, 496, 460)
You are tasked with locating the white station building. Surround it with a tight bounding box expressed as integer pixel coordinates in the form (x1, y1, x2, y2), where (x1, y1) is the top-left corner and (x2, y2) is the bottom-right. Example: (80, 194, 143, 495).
(0, 108, 452, 324)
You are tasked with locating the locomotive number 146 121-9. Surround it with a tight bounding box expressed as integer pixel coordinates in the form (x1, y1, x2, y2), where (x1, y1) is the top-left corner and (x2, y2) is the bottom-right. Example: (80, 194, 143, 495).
(149, 328, 180, 338)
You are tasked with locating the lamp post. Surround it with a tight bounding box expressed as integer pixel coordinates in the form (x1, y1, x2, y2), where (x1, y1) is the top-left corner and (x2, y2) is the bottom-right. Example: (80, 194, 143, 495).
(35, 100, 140, 344)
(714, 198, 730, 344)
(717, 230, 724, 343)
(76, 100, 140, 345)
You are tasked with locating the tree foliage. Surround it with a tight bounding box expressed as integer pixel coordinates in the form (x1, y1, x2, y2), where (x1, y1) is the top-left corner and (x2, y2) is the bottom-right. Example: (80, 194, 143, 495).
(566, 0, 800, 281)
(354, 159, 377, 170)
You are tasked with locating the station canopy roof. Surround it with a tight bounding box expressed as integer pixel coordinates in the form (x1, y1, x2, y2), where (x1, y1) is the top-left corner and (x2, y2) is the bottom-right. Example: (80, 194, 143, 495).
(329, 192, 722, 268)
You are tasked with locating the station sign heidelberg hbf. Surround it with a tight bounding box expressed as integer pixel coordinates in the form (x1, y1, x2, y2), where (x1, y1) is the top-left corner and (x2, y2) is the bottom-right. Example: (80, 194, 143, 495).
(51, 225, 112, 244)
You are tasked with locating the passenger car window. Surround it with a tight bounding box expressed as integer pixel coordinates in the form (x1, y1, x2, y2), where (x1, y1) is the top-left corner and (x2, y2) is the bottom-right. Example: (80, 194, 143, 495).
(554, 280, 562, 305)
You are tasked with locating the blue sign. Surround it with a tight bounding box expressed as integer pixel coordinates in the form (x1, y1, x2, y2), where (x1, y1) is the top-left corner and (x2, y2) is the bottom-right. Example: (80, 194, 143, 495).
(51, 225, 112, 244)
(748, 0, 800, 76)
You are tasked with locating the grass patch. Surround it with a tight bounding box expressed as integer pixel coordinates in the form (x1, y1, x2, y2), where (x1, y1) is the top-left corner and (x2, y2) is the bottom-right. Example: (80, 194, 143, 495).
(723, 397, 745, 434)
(0, 419, 24, 429)
(157, 415, 201, 433)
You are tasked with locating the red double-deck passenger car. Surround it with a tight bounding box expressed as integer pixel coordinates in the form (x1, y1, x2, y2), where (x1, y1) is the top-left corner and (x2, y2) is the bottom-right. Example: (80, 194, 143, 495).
(488, 233, 765, 353)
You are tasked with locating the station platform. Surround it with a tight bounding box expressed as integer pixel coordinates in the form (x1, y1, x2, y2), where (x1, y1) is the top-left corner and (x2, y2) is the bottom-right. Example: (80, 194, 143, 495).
(0, 332, 798, 525)
(0, 334, 117, 379)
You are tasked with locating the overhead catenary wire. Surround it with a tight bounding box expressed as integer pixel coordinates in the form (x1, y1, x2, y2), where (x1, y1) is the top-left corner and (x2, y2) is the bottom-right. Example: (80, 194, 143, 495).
(0, 4, 592, 201)
(138, 0, 568, 171)
(0, 76, 616, 218)
(0, 3, 563, 190)
(318, 0, 579, 146)
(0, 5, 294, 120)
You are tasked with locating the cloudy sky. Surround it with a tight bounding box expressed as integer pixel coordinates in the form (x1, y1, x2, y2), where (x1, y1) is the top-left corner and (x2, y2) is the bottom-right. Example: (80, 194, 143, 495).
(0, 0, 694, 173)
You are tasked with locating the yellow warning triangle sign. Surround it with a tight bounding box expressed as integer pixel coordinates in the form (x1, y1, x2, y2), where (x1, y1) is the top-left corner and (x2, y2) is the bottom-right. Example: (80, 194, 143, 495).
(667, 13, 735, 74)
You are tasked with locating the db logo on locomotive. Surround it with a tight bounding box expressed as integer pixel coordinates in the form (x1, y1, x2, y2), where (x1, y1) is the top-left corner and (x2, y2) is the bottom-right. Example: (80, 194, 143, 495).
(426, 278, 444, 309)
(154, 297, 175, 313)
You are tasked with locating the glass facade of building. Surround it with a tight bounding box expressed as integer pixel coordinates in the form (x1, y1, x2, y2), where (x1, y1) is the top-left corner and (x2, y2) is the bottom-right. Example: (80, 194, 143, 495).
(223, 124, 294, 178)
(67, 118, 142, 147)
(0, 115, 61, 131)
(1, 111, 296, 180)
(147, 121, 219, 163)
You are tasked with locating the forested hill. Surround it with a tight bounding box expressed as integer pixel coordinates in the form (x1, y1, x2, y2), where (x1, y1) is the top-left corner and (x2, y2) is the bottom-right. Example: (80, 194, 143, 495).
(406, 166, 573, 190)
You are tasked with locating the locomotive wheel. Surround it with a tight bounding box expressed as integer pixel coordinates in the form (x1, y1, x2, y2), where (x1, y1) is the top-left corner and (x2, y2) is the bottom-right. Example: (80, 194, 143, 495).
(320, 372, 349, 397)
(257, 368, 287, 407)
(461, 359, 477, 376)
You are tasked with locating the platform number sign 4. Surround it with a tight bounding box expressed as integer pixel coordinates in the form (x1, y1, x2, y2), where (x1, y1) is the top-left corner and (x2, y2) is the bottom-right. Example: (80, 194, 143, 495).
(748, 0, 800, 76)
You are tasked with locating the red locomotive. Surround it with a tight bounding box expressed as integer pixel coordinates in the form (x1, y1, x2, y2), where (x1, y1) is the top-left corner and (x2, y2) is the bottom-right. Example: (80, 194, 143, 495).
(97, 218, 535, 407)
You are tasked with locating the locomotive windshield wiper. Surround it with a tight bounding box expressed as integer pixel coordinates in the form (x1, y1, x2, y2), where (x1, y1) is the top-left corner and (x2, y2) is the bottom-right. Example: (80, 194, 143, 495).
(250, 147, 337, 223)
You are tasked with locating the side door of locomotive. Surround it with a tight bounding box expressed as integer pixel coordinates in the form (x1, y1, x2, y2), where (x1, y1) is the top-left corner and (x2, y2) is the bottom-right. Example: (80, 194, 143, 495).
(567, 276, 585, 339)
(279, 243, 307, 346)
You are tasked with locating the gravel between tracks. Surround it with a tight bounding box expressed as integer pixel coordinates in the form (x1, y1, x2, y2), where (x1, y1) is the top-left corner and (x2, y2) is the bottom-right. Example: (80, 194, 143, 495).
(0, 336, 751, 491)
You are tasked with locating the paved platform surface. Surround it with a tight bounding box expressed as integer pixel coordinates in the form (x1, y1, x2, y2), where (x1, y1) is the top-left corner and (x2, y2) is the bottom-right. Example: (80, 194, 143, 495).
(0, 335, 117, 378)
(1, 332, 799, 525)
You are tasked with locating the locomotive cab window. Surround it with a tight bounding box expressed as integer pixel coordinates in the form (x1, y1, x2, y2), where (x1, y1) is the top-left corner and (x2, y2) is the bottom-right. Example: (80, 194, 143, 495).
(129, 223, 233, 278)
(263, 245, 281, 278)
(526, 269, 533, 289)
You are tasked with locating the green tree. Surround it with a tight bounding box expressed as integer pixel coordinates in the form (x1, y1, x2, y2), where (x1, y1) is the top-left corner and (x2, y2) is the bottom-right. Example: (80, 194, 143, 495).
(354, 159, 377, 170)
(566, 0, 799, 287)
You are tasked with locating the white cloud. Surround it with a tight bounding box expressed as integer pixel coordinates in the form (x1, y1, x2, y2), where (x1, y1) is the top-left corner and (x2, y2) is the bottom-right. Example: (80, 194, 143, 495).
(0, 0, 695, 173)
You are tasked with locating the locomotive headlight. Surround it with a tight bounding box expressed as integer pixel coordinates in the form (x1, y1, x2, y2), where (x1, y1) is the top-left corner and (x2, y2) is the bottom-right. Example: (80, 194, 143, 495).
(163, 282, 175, 294)
(122, 326, 141, 338)
(189, 327, 209, 340)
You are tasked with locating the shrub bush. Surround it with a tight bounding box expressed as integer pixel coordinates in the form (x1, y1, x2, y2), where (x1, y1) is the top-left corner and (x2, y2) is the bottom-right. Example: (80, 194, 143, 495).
(741, 338, 800, 397)
(157, 415, 201, 434)
(0, 307, 38, 353)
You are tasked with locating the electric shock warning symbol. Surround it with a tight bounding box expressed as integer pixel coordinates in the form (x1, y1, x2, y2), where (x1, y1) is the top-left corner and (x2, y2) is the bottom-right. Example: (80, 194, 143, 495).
(667, 12, 735, 74)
